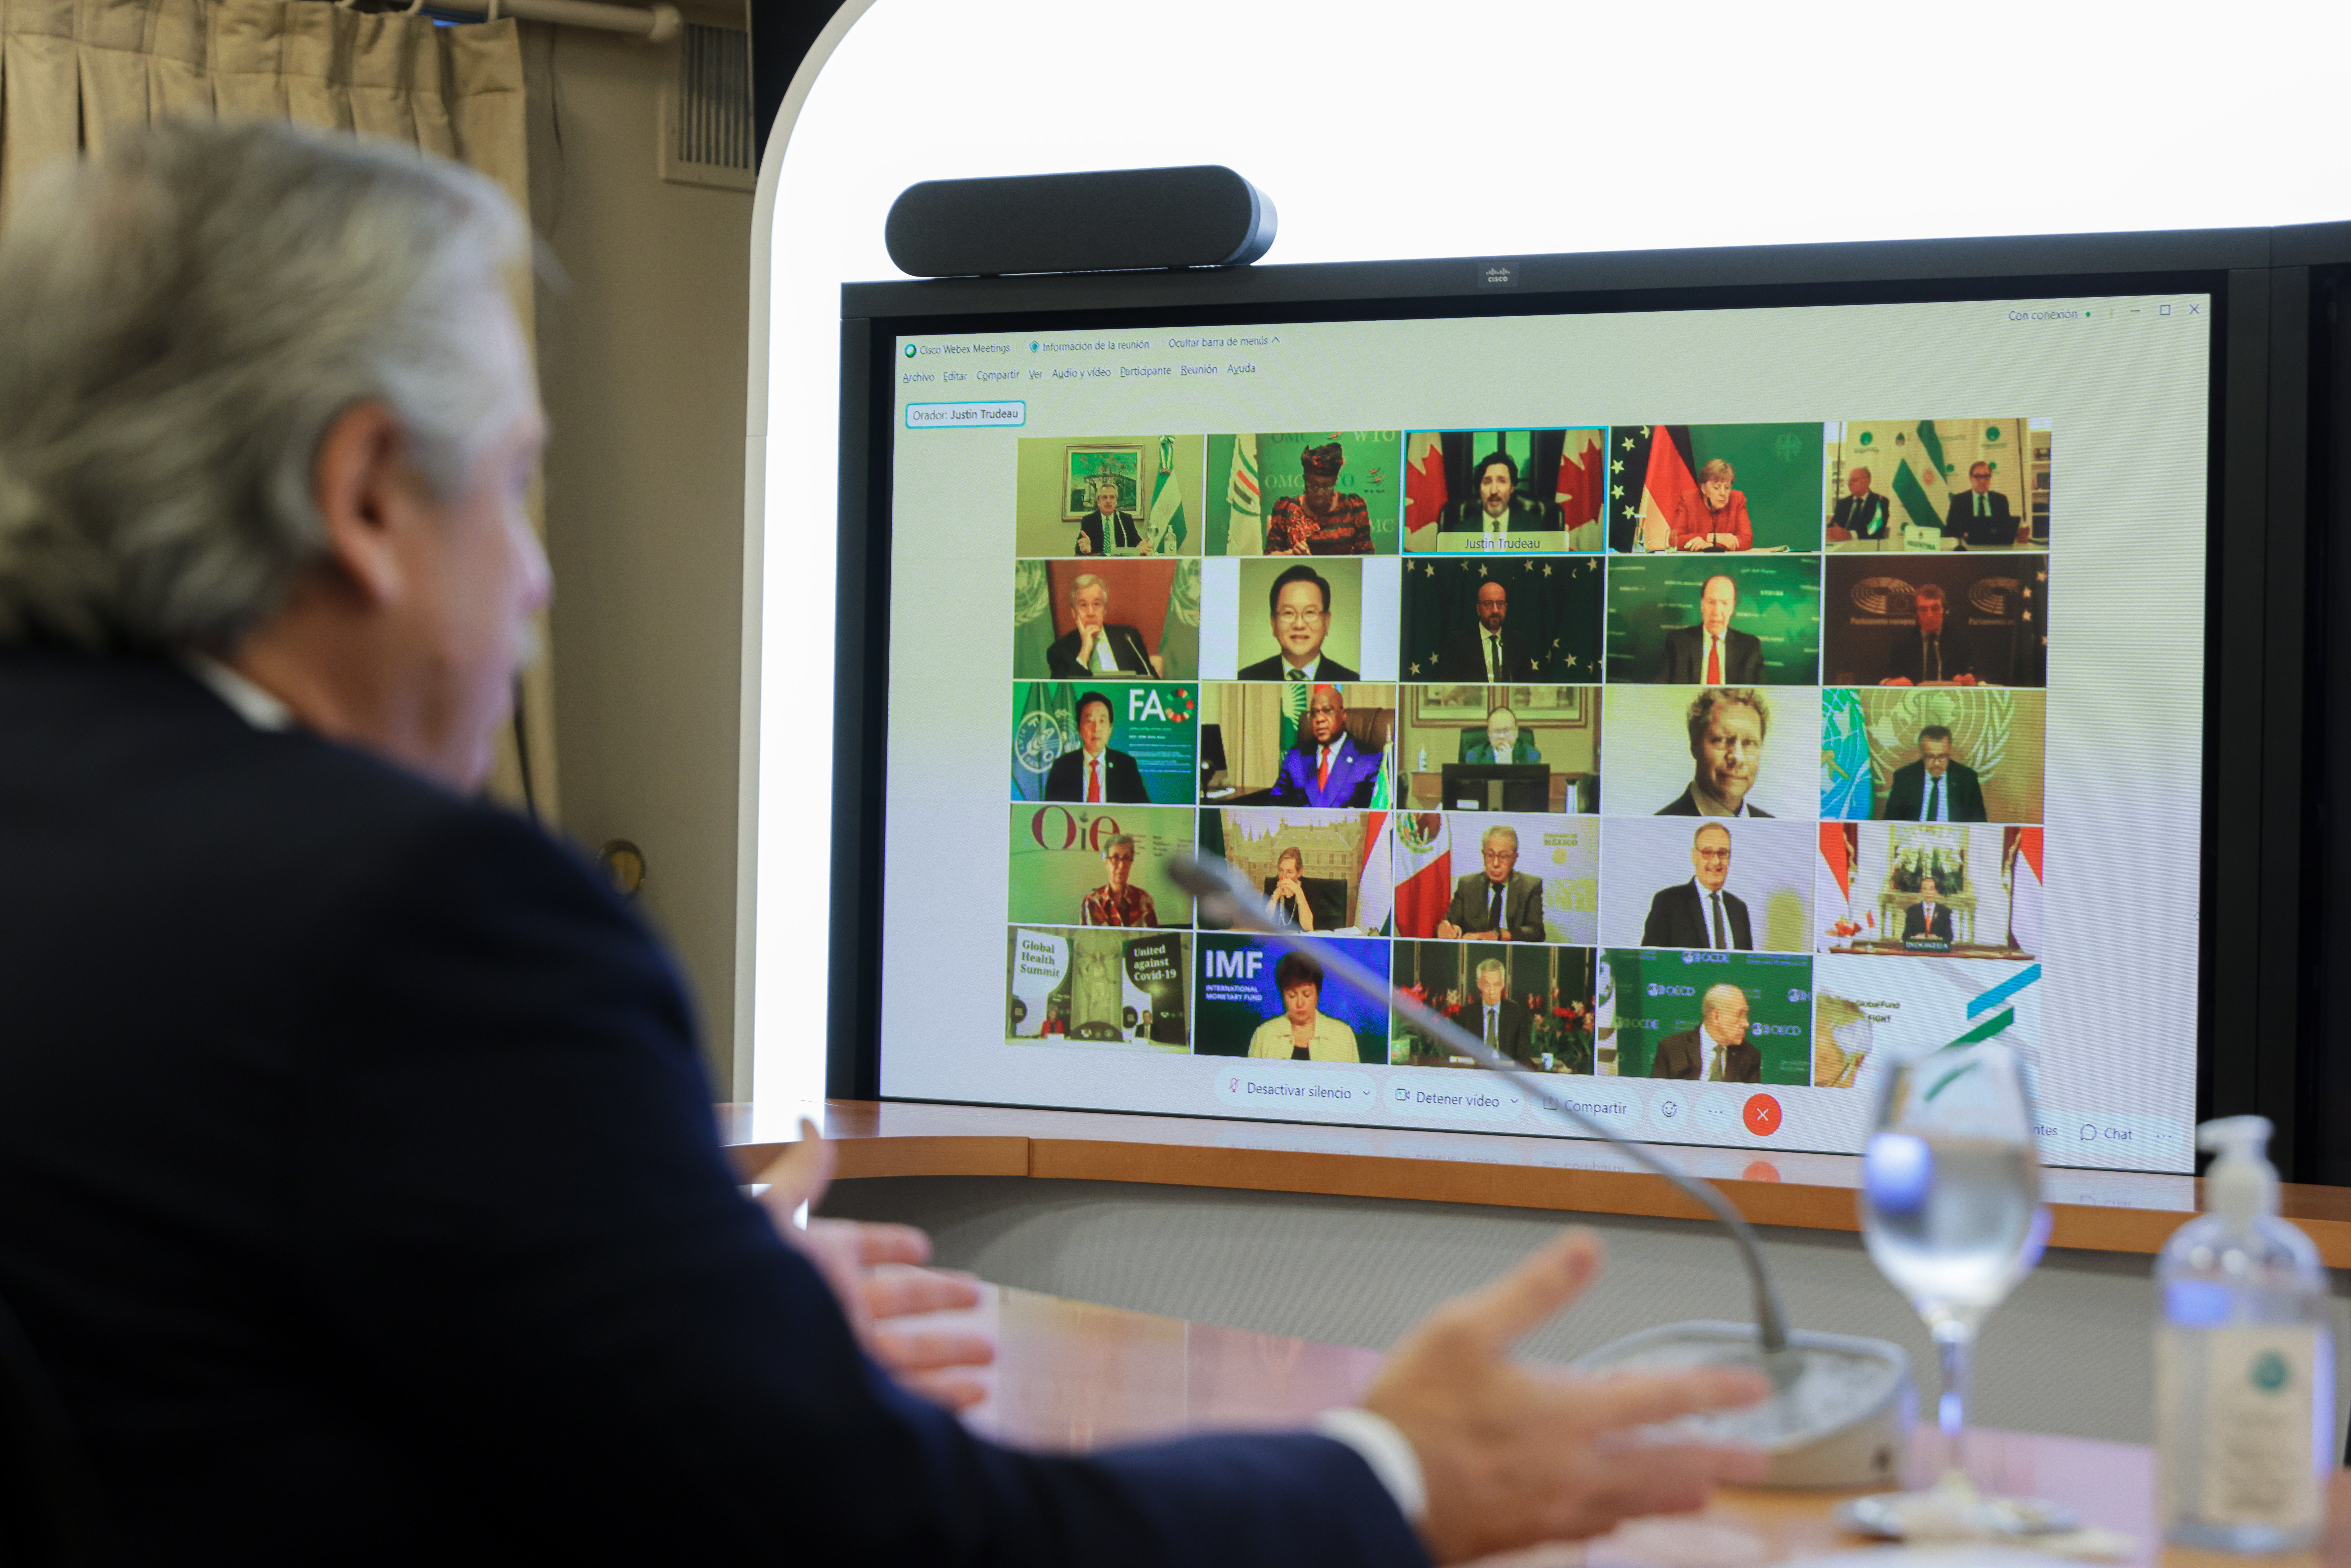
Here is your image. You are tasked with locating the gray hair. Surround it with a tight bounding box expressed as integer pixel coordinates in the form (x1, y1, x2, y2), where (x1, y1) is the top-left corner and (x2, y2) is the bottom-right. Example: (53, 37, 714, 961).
(0, 119, 527, 650)
(1101, 834, 1136, 857)
(1479, 824, 1519, 854)
(1069, 572, 1108, 605)
(1700, 983, 1745, 1020)
(1475, 958, 1506, 981)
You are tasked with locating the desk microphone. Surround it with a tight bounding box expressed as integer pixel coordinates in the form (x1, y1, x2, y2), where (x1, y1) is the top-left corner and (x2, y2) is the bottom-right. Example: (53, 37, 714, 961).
(1171, 850, 1915, 1488)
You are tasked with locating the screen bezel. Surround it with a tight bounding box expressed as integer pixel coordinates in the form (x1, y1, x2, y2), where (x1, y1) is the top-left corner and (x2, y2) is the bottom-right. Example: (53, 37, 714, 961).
(822, 231, 2279, 1172)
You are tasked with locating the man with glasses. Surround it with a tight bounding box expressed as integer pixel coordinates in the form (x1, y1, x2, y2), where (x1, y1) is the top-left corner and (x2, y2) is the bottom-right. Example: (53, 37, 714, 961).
(1640, 823, 1753, 950)
(1436, 824, 1545, 943)
(1047, 572, 1158, 677)
(1081, 834, 1163, 927)
(1882, 724, 1987, 823)
(1942, 461, 2023, 549)
(1238, 563, 1359, 682)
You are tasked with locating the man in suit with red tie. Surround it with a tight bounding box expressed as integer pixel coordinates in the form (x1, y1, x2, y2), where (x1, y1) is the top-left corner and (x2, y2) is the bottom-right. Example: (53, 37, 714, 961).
(1273, 684, 1384, 808)
(1044, 690, 1149, 803)
(1904, 875, 1957, 942)
(1656, 574, 1764, 685)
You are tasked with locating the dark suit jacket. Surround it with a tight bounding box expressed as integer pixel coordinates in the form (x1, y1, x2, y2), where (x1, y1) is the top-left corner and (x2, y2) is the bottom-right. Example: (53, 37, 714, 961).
(1943, 489, 2017, 548)
(1076, 508, 1142, 555)
(1437, 496, 1558, 533)
(1904, 902, 1957, 940)
(1640, 882, 1753, 950)
(1271, 735, 1383, 809)
(1651, 1026, 1762, 1083)
(1441, 870, 1543, 943)
(1884, 624, 1971, 686)
(0, 648, 1421, 1567)
(1235, 652, 1360, 683)
(1656, 625, 1764, 685)
(1882, 759, 1987, 823)
(1829, 492, 1890, 539)
(1460, 736, 1542, 765)
(1044, 746, 1149, 803)
(1434, 627, 1537, 683)
(1465, 997, 1535, 1066)
(1046, 622, 1153, 679)
(1656, 784, 1773, 819)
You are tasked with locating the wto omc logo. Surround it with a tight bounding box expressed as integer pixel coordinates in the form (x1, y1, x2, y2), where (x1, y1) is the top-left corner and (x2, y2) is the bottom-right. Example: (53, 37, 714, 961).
(1851, 576, 1915, 616)
(1969, 578, 2020, 616)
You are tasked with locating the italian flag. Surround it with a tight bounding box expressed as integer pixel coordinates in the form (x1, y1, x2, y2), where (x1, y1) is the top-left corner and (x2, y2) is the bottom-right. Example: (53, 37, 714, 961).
(1356, 812, 1394, 935)
(1404, 431, 1447, 549)
(1223, 432, 1262, 555)
(2007, 828, 2044, 956)
(1552, 427, 1604, 549)
(1393, 813, 1452, 938)
(1146, 434, 1188, 552)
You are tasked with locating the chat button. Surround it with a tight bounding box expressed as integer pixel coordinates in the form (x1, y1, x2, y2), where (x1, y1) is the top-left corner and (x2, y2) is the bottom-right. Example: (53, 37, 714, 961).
(1211, 1062, 1376, 1117)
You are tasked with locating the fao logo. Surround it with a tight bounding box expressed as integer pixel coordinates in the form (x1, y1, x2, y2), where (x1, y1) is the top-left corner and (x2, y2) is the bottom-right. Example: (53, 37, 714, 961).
(1013, 710, 1067, 772)
(1851, 576, 1915, 616)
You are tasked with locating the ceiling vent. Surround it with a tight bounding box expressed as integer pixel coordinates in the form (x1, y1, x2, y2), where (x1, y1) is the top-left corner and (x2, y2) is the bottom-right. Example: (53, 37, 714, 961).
(660, 20, 754, 191)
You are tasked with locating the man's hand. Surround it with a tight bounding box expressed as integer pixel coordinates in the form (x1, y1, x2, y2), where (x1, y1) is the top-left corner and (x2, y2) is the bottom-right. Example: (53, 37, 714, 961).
(1436, 919, 1460, 939)
(756, 1123, 996, 1411)
(1075, 624, 1100, 666)
(1881, 677, 1913, 688)
(1364, 1231, 1768, 1564)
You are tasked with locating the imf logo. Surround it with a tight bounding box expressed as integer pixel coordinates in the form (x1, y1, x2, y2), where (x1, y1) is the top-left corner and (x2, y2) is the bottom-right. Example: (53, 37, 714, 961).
(1013, 710, 1067, 772)
(1851, 576, 1915, 616)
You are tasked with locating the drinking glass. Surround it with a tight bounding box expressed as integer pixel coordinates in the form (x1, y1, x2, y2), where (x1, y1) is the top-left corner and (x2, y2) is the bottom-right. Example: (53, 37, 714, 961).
(1850, 1042, 2066, 1537)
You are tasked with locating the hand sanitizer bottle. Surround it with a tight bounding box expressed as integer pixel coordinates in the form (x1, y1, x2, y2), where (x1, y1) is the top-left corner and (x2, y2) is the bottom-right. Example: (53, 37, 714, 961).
(2155, 1116, 2332, 1552)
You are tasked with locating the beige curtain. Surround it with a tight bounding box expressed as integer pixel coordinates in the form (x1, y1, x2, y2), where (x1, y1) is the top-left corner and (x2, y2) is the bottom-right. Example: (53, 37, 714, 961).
(0, 0, 559, 820)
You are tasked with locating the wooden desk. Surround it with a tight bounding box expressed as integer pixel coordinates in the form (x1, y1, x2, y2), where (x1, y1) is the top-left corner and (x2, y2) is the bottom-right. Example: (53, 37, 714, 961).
(719, 1100, 2351, 1268)
(947, 1283, 2300, 1568)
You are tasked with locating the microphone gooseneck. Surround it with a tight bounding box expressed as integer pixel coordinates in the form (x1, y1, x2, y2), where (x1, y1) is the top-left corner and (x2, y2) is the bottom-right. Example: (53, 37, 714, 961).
(1170, 851, 1798, 1383)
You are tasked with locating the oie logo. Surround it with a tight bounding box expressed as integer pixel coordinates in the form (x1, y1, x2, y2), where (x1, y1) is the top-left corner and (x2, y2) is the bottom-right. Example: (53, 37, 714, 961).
(1851, 576, 1915, 616)
(1014, 710, 1067, 772)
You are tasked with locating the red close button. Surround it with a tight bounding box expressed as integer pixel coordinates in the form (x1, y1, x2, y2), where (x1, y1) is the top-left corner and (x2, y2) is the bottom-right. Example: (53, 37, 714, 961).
(1743, 1094, 1782, 1137)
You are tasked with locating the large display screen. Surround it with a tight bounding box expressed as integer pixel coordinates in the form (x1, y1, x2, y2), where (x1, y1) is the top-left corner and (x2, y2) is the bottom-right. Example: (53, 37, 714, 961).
(872, 295, 2210, 1173)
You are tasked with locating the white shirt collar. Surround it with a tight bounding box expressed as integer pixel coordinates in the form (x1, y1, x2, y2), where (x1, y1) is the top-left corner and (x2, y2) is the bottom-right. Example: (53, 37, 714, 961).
(179, 651, 293, 732)
(1281, 654, 1321, 679)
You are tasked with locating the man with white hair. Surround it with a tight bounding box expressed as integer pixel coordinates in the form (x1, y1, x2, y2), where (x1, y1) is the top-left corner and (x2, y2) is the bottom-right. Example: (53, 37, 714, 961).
(1436, 824, 1544, 943)
(1046, 571, 1156, 676)
(0, 123, 1762, 1563)
(1652, 985, 1761, 1083)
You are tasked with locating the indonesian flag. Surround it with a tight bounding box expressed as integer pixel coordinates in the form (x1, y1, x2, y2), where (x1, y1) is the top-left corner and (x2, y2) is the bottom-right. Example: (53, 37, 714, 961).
(1552, 427, 1604, 550)
(2007, 828, 2044, 957)
(1818, 823, 1856, 948)
(1393, 812, 1452, 938)
(1223, 433, 1262, 555)
(1404, 432, 1447, 549)
(1356, 812, 1394, 935)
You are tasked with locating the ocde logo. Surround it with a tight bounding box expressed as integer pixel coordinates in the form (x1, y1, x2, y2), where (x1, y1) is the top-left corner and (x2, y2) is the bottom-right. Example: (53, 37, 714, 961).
(1786, 988, 1809, 1005)
(1647, 983, 1696, 998)
(1749, 1023, 1801, 1038)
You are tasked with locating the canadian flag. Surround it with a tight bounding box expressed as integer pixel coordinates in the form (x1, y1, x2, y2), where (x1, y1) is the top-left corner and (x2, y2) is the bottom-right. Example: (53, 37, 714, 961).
(1355, 812, 1394, 935)
(1404, 432, 1447, 548)
(2007, 828, 2044, 957)
(1393, 813, 1452, 938)
(1553, 428, 1603, 547)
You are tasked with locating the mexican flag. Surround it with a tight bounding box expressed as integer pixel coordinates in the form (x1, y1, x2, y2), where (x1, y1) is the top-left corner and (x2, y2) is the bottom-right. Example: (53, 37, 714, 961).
(2007, 828, 2044, 957)
(1146, 434, 1188, 552)
(1611, 425, 1699, 552)
(1818, 822, 1854, 945)
(1393, 812, 1451, 937)
(1356, 811, 1393, 935)
(1404, 431, 1447, 547)
(1553, 427, 1604, 550)
(1223, 432, 1262, 555)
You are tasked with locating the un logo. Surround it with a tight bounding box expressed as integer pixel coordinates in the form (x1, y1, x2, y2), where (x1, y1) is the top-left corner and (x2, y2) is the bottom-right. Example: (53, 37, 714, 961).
(1014, 711, 1067, 772)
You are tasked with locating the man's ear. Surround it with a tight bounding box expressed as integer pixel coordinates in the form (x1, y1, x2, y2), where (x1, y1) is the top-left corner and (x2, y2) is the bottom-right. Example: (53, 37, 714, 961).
(311, 401, 415, 609)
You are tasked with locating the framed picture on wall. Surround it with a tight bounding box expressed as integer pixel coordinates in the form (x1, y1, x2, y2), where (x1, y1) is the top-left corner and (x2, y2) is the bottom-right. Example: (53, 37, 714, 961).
(1063, 444, 1143, 521)
(1507, 686, 1589, 724)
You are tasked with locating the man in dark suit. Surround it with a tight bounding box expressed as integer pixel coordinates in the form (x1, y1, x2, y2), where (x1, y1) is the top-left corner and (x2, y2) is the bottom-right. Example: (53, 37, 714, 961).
(1465, 958, 1535, 1067)
(1271, 684, 1382, 808)
(1943, 462, 2021, 549)
(1236, 562, 1361, 682)
(1904, 876, 1958, 942)
(1075, 474, 1144, 555)
(1047, 571, 1156, 677)
(1881, 584, 1975, 687)
(1640, 824, 1753, 950)
(1655, 574, 1764, 685)
(1826, 467, 1890, 542)
(1438, 450, 1558, 541)
(1656, 689, 1773, 818)
(1435, 579, 1539, 682)
(0, 120, 1767, 1566)
(1650, 985, 1762, 1083)
(1437, 824, 1544, 943)
(1881, 725, 1987, 822)
(1461, 705, 1542, 764)
(1044, 690, 1149, 803)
